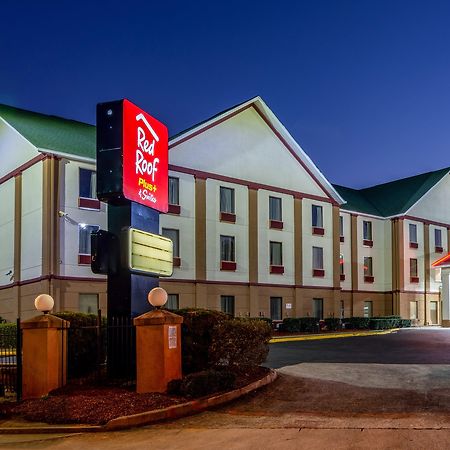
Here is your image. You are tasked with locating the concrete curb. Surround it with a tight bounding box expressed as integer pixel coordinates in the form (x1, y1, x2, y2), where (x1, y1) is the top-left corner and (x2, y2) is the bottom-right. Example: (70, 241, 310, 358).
(0, 369, 278, 434)
(270, 328, 399, 343)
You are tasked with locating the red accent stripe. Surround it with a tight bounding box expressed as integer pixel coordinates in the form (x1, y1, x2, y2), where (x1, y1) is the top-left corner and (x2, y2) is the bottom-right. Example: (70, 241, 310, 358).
(0, 154, 46, 185)
(78, 197, 101, 210)
(403, 215, 450, 230)
(78, 254, 91, 265)
(313, 269, 325, 277)
(313, 227, 325, 236)
(0, 274, 106, 291)
(220, 212, 236, 223)
(173, 256, 181, 267)
(363, 239, 373, 247)
(269, 220, 284, 230)
(169, 165, 334, 204)
(168, 204, 181, 215)
(270, 265, 284, 274)
(220, 261, 237, 271)
(409, 242, 419, 249)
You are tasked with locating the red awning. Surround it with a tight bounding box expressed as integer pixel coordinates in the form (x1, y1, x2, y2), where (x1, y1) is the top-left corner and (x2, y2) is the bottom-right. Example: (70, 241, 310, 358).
(432, 253, 450, 268)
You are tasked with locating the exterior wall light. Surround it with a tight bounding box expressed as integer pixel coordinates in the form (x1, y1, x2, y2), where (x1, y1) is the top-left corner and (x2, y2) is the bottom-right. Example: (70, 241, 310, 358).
(34, 294, 54, 314)
(148, 287, 168, 309)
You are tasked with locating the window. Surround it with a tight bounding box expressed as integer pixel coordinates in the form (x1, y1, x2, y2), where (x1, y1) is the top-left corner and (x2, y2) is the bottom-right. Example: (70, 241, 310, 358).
(312, 205, 323, 228)
(269, 196, 282, 221)
(340, 254, 345, 275)
(409, 223, 418, 245)
(313, 298, 323, 320)
(363, 221, 372, 241)
(79, 293, 98, 314)
(363, 301, 373, 318)
(270, 297, 282, 321)
(312, 246, 323, 269)
(79, 168, 96, 199)
(162, 228, 179, 257)
(167, 294, 179, 310)
(410, 301, 418, 320)
(220, 235, 235, 261)
(168, 177, 179, 205)
(220, 187, 235, 213)
(221, 296, 235, 316)
(340, 300, 345, 319)
(270, 241, 283, 266)
(79, 224, 100, 254)
(435, 228, 443, 251)
(339, 216, 344, 237)
(364, 257, 373, 277)
(410, 258, 418, 282)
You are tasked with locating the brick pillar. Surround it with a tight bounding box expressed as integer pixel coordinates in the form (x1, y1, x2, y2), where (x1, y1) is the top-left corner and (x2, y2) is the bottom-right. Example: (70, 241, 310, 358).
(21, 314, 69, 399)
(134, 309, 183, 393)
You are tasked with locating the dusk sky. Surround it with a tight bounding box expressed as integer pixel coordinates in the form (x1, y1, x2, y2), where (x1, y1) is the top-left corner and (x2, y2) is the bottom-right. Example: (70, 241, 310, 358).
(1, 0, 450, 188)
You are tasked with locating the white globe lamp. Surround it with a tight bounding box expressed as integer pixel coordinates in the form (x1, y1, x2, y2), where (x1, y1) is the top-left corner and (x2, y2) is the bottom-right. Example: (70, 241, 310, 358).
(148, 287, 168, 309)
(34, 294, 54, 314)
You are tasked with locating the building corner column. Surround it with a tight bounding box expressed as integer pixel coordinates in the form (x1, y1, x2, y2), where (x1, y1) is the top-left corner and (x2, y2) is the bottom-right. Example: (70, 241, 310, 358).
(194, 176, 207, 308)
(248, 188, 258, 316)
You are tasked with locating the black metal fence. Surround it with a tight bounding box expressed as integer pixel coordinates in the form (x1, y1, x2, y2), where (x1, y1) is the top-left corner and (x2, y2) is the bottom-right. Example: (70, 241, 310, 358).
(0, 319, 22, 400)
(66, 312, 135, 385)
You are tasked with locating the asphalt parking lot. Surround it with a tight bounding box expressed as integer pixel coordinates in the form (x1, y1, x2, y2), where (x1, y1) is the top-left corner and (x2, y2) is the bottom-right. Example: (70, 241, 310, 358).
(266, 327, 450, 368)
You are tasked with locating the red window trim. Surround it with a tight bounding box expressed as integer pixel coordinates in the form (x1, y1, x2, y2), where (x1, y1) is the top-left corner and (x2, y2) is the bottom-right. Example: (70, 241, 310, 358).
(173, 256, 181, 267)
(78, 197, 100, 210)
(270, 265, 284, 274)
(269, 220, 283, 230)
(313, 269, 325, 277)
(168, 204, 181, 215)
(435, 246, 444, 253)
(220, 260, 236, 271)
(340, 274, 345, 281)
(340, 236, 345, 243)
(312, 227, 325, 236)
(363, 239, 373, 247)
(220, 212, 236, 223)
(364, 275, 374, 283)
(78, 254, 91, 265)
(410, 276, 419, 283)
(409, 242, 418, 249)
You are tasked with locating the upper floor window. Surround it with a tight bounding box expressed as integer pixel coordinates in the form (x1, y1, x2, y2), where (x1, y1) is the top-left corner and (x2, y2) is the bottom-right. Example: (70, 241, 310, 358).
(312, 246, 323, 270)
(168, 177, 179, 205)
(78, 224, 99, 255)
(435, 228, 443, 251)
(269, 196, 282, 221)
(220, 235, 235, 261)
(363, 221, 372, 241)
(220, 187, 235, 213)
(270, 241, 283, 266)
(340, 254, 345, 276)
(410, 258, 418, 280)
(364, 256, 373, 277)
(312, 205, 323, 228)
(409, 223, 418, 248)
(162, 228, 179, 258)
(339, 216, 344, 237)
(79, 168, 96, 199)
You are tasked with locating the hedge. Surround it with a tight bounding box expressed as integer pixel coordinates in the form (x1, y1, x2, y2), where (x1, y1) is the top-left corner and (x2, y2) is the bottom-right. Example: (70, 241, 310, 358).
(324, 318, 341, 331)
(280, 317, 318, 333)
(343, 317, 371, 330)
(0, 323, 17, 348)
(210, 318, 272, 368)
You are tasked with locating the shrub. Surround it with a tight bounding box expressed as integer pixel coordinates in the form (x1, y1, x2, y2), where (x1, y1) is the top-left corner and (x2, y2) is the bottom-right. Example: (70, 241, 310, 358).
(249, 317, 273, 327)
(281, 317, 318, 333)
(343, 317, 371, 330)
(0, 323, 17, 348)
(177, 369, 236, 398)
(172, 309, 230, 373)
(210, 318, 272, 368)
(399, 319, 412, 328)
(369, 316, 405, 330)
(53, 311, 105, 378)
(324, 318, 341, 331)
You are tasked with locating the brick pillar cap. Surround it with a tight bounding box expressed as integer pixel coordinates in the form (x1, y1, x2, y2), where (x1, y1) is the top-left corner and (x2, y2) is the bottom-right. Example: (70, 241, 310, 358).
(134, 309, 183, 326)
(21, 314, 70, 329)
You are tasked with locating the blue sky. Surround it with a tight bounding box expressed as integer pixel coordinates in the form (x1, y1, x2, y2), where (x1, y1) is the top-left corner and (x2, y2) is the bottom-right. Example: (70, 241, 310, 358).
(1, 0, 450, 188)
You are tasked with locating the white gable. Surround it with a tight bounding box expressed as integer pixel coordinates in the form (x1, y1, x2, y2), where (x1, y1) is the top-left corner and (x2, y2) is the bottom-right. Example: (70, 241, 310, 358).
(169, 106, 330, 198)
(408, 172, 450, 224)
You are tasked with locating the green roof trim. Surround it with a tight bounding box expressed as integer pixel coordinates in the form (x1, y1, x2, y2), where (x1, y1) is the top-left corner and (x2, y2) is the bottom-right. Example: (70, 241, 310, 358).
(0, 103, 95, 159)
(335, 167, 450, 217)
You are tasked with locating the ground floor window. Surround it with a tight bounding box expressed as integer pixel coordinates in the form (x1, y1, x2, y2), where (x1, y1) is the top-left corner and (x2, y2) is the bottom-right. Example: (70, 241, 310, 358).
(270, 297, 282, 321)
(363, 300, 373, 318)
(79, 293, 98, 314)
(167, 294, 179, 310)
(313, 298, 323, 320)
(430, 301, 438, 324)
(340, 300, 345, 319)
(410, 301, 418, 320)
(221, 295, 235, 316)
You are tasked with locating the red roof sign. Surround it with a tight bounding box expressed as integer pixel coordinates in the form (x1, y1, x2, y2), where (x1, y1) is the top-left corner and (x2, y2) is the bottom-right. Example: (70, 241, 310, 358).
(122, 99, 168, 212)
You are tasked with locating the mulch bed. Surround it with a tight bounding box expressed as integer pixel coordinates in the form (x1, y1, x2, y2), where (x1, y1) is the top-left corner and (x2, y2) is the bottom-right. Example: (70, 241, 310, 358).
(0, 367, 269, 426)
